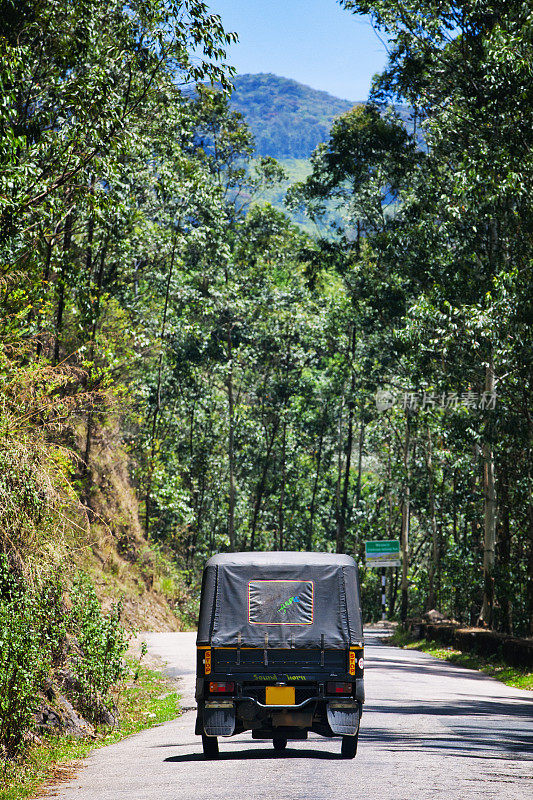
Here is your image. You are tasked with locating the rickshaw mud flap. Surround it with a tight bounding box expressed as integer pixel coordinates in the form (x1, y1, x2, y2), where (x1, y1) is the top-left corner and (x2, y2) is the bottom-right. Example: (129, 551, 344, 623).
(326, 702, 360, 735)
(203, 701, 236, 736)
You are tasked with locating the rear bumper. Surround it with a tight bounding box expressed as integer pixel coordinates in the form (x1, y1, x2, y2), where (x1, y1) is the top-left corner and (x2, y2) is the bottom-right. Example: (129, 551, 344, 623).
(197, 692, 362, 738)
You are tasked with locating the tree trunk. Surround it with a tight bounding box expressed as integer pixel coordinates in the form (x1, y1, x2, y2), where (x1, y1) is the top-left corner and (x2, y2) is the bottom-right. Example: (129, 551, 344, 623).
(336, 401, 353, 554)
(277, 415, 287, 550)
(400, 412, 411, 623)
(145, 242, 175, 537)
(336, 327, 356, 554)
(389, 567, 399, 617)
(85, 213, 95, 283)
(452, 469, 458, 543)
(189, 477, 206, 567)
(335, 397, 344, 553)
(226, 319, 236, 552)
(308, 407, 326, 549)
(386, 428, 393, 541)
(354, 416, 365, 512)
(53, 210, 73, 365)
(497, 460, 512, 633)
(425, 426, 439, 611)
(249, 420, 279, 550)
(478, 358, 497, 627)
(526, 455, 533, 636)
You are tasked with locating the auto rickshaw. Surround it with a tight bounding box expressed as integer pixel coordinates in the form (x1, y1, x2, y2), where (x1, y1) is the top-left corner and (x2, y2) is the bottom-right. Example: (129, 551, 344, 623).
(195, 551, 364, 758)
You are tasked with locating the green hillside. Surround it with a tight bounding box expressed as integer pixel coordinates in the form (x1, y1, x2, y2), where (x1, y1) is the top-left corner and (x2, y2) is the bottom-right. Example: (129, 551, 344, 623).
(229, 73, 358, 158)
(251, 157, 343, 236)
(229, 75, 416, 231)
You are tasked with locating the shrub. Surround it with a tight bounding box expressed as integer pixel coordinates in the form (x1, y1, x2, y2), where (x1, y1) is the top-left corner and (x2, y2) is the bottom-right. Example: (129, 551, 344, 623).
(0, 557, 129, 759)
(0, 557, 50, 758)
(69, 575, 129, 724)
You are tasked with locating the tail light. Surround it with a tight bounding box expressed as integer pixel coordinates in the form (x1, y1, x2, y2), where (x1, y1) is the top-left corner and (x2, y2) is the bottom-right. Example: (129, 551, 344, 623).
(327, 681, 352, 694)
(209, 681, 235, 693)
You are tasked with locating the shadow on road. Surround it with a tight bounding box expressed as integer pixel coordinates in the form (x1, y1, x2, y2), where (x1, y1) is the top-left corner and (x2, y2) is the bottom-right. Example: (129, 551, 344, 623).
(160, 637, 532, 766)
(164, 746, 341, 762)
(368, 654, 500, 680)
(362, 650, 533, 761)
(366, 697, 533, 719)
(359, 726, 533, 760)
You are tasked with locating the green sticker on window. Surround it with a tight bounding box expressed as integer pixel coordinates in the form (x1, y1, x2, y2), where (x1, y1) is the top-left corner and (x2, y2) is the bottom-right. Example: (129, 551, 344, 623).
(248, 580, 314, 625)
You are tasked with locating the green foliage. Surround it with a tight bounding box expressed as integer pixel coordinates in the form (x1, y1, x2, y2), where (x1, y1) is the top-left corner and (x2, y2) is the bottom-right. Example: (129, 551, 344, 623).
(0, 557, 129, 759)
(223, 75, 420, 233)
(294, 0, 533, 633)
(287, 103, 419, 236)
(0, 659, 179, 800)
(249, 158, 342, 235)
(0, 558, 50, 759)
(69, 576, 128, 723)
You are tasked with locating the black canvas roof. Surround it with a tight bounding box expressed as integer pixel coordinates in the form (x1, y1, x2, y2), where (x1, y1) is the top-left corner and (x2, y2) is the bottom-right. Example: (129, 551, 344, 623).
(197, 551, 363, 648)
(204, 552, 357, 567)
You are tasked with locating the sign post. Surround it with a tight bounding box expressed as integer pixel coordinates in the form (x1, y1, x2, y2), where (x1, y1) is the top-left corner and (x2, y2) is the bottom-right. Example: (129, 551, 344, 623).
(364, 541, 401, 621)
(381, 568, 386, 621)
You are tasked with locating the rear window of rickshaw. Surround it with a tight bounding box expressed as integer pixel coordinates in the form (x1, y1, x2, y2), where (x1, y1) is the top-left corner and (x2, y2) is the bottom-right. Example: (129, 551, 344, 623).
(248, 579, 314, 625)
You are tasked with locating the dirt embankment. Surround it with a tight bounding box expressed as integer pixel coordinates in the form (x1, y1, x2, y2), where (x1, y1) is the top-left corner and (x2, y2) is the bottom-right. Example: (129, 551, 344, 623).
(31, 422, 191, 743)
(74, 420, 195, 632)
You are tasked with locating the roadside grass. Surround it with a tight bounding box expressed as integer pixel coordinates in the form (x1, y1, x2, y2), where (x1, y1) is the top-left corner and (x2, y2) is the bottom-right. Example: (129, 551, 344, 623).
(0, 659, 180, 800)
(390, 628, 533, 691)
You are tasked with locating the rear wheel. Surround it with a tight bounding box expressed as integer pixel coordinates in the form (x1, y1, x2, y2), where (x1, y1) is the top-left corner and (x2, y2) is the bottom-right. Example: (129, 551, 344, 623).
(273, 735, 287, 752)
(341, 734, 358, 759)
(202, 734, 219, 759)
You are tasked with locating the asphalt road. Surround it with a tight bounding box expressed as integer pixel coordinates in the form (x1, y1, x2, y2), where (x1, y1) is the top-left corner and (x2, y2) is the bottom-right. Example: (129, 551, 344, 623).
(50, 630, 533, 800)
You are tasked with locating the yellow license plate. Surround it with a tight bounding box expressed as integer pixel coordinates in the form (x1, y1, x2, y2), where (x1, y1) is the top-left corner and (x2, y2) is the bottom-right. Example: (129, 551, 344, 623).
(265, 686, 295, 705)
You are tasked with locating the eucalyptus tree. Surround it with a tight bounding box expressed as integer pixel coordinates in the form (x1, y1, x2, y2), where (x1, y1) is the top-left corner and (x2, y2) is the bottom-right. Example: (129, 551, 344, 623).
(340, 0, 533, 631)
(287, 104, 418, 243)
(0, 0, 236, 347)
(0, 0, 242, 550)
(286, 105, 417, 571)
(116, 91, 296, 557)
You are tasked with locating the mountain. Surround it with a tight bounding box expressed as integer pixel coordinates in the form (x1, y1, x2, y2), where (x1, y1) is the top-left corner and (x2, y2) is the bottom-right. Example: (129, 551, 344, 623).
(227, 74, 417, 235)
(229, 73, 359, 159)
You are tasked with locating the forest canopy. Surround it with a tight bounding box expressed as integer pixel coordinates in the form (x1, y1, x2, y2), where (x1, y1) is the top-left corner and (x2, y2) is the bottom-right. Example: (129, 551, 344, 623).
(0, 4, 532, 764)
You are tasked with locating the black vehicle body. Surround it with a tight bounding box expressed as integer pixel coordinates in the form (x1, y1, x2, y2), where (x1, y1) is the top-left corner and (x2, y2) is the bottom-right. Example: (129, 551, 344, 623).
(195, 551, 364, 757)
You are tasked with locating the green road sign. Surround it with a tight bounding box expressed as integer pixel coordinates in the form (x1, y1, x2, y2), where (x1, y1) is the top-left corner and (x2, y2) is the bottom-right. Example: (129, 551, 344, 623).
(365, 540, 400, 555)
(365, 540, 401, 567)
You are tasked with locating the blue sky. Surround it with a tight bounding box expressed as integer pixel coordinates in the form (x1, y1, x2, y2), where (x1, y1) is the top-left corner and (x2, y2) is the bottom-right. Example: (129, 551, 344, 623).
(207, 0, 389, 102)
